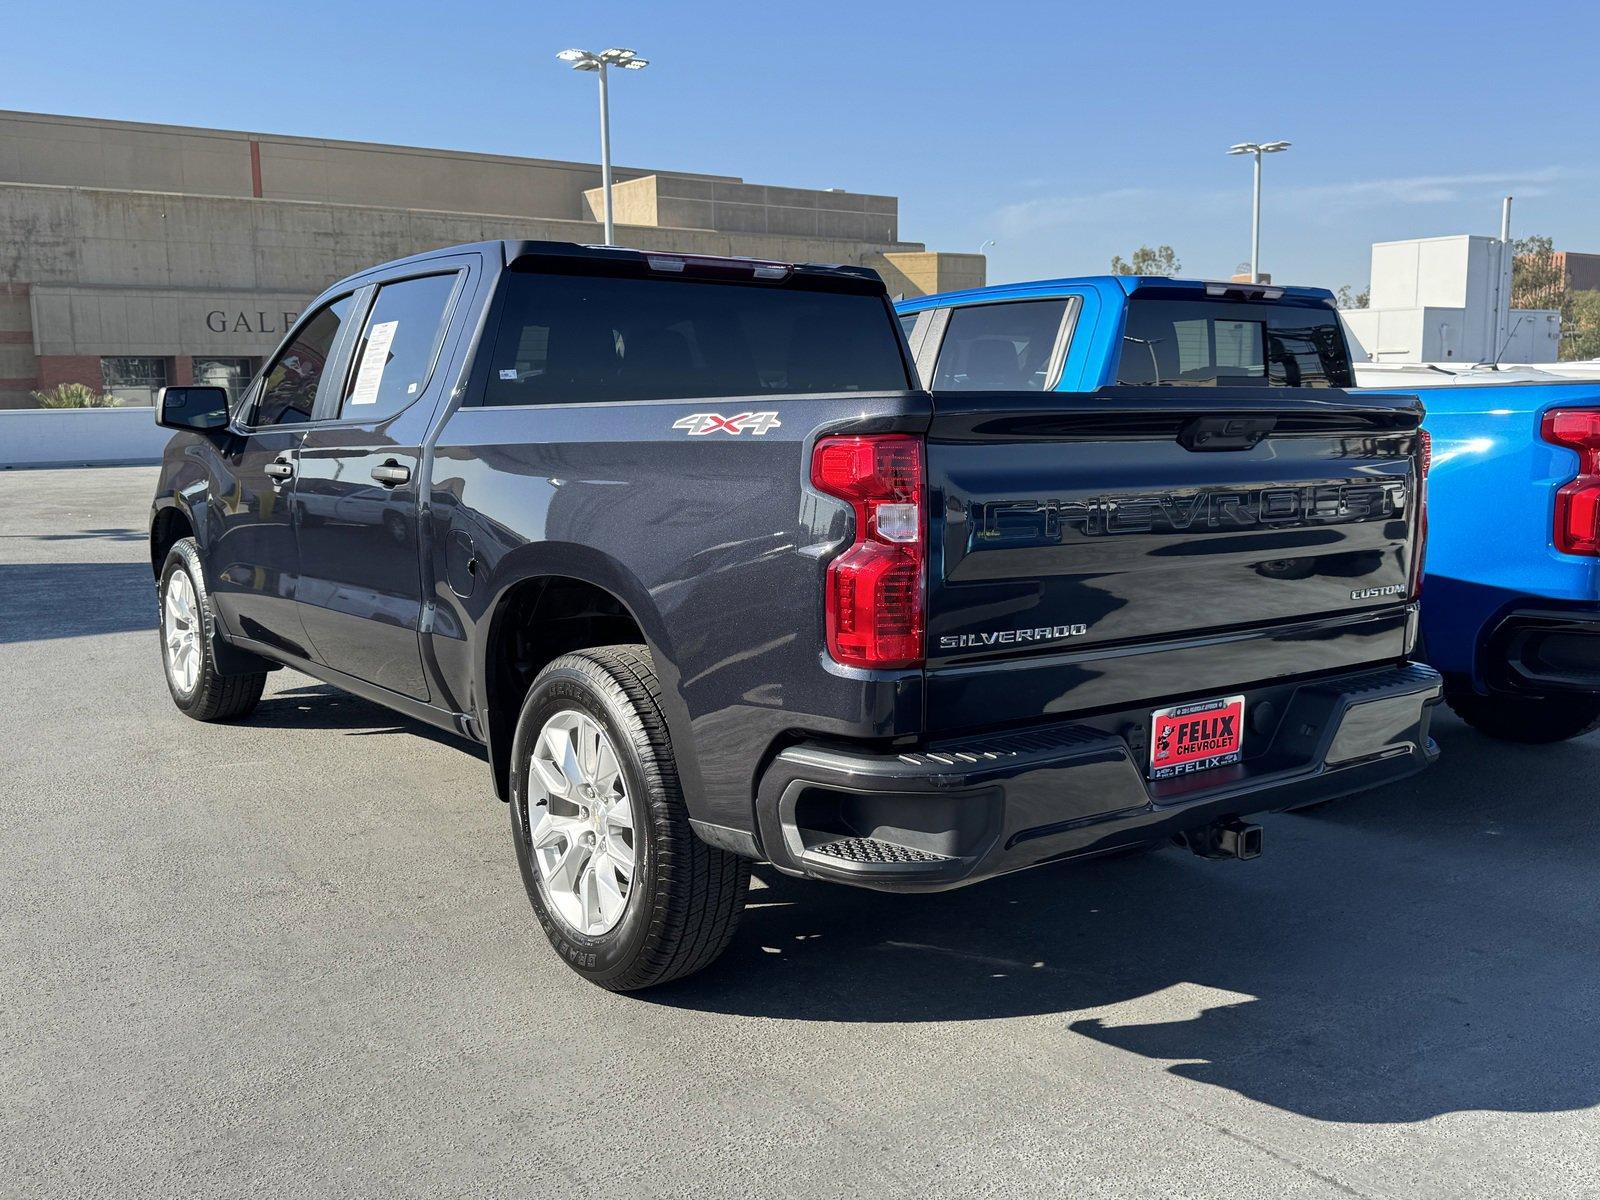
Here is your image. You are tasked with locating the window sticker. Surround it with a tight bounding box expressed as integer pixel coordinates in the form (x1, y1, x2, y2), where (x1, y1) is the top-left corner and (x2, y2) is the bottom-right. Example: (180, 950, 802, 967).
(348, 320, 399, 406)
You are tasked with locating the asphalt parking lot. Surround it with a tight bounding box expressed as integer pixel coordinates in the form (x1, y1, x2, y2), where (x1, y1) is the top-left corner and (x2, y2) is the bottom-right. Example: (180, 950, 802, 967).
(4, 465, 1599, 1199)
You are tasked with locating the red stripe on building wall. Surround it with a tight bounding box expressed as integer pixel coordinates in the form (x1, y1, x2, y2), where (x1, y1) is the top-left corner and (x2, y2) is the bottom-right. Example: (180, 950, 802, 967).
(249, 140, 263, 198)
(0, 330, 31, 344)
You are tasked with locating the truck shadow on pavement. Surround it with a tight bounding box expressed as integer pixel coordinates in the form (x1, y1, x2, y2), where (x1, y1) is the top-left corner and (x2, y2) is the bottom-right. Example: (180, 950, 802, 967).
(251, 684, 489, 757)
(0, 561, 154, 643)
(652, 717, 1600, 1124)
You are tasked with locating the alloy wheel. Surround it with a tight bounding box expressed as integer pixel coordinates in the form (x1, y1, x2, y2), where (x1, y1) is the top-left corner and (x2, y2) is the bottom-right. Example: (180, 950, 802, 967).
(163, 569, 202, 695)
(525, 709, 637, 935)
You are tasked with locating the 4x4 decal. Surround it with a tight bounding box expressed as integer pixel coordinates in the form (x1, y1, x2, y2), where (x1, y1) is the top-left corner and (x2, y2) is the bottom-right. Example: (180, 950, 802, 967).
(672, 412, 782, 436)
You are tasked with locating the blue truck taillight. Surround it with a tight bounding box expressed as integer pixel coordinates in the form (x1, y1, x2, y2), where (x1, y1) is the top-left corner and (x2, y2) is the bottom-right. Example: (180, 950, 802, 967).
(811, 434, 925, 669)
(1542, 409, 1600, 556)
(1412, 427, 1431, 598)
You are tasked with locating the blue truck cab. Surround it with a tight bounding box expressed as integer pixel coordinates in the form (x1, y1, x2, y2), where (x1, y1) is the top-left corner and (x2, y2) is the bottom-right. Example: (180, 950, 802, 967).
(894, 275, 1356, 393)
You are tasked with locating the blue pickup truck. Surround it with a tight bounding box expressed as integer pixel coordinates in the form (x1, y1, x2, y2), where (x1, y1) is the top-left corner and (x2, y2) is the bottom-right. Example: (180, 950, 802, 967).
(1353, 363, 1600, 742)
(897, 278, 1600, 745)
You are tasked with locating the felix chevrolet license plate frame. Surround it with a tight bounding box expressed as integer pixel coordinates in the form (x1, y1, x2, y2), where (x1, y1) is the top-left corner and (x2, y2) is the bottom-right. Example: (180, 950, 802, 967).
(1148, 694, 1246, 780)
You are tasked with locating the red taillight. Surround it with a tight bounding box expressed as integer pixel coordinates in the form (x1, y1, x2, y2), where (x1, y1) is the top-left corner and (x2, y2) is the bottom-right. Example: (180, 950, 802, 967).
(1542, 408, 1600, 556)
(811, 434, 925, 668)
(1411, 427, 1430, 598)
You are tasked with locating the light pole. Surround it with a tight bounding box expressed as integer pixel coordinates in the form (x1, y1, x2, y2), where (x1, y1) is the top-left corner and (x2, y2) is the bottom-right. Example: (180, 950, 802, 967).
(558, 47, 650, 246)
(1227, 140, 1290, 282)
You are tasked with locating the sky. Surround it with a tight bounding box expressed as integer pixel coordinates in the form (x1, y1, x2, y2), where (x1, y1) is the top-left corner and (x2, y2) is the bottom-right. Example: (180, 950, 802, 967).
(6, 0, 1598, 293)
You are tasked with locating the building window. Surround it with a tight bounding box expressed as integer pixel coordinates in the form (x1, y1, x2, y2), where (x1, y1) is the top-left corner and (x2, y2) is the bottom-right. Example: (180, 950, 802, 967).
(100, 357, 170, 407)
(193, 357, 258, 403)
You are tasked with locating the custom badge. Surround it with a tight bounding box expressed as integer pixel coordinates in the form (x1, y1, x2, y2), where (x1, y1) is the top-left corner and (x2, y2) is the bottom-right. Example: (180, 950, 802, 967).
(672, 412, 782, 436)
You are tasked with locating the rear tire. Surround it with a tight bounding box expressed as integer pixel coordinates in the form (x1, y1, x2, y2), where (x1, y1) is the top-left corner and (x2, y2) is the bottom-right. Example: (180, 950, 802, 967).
(509, 644, 750, 991)
(158, 538, 267, 722)
(1446, 689, 1600, 743)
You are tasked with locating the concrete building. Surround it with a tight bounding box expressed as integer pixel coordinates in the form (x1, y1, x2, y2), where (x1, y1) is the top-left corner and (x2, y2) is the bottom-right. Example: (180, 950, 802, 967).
(1340, 233, 1560, 364)
(0, 110, 983, 409)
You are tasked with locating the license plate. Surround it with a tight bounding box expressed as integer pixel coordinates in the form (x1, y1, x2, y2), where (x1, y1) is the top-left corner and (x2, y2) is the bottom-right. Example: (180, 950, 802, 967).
(1149, 695, 1246, 780)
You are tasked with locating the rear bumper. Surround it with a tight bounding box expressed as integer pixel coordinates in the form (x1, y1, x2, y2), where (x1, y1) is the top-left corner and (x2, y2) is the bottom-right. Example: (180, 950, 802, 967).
(1483, 606, 1600, 696)
(755, 663, 1442, 892)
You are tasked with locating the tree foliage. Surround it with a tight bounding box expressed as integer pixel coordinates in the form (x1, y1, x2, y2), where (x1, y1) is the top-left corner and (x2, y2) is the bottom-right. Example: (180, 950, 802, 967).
(1111, 245, 1181, 277)
(1335, 285, 1370, 310)
(1512, 235, 1564, 312)
(1567, 291, 1600, 362)
(1510, 234, 1600, 361)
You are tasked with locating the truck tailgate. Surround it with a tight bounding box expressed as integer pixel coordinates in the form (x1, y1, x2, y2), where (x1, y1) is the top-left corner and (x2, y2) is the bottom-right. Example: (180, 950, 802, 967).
(924, 389, 1424, 733)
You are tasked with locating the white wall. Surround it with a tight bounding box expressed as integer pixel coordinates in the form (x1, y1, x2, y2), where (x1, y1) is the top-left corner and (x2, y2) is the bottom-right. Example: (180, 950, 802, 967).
(1342, 305, 1561, 364)
(0, 407, 172, 468)
(1361, 233, 1521, 362)
(1369, 234, 1505, 309)
(1503, 309, 1563, 362)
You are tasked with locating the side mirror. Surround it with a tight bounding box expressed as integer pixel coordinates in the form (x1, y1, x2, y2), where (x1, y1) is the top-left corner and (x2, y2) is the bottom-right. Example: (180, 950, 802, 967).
(156, 386, 230, 432)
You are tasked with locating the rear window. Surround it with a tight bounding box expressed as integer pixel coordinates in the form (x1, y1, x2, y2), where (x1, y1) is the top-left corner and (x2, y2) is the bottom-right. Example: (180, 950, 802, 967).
(479, 272, 910, 406)
(1115, 296, 1353, 388)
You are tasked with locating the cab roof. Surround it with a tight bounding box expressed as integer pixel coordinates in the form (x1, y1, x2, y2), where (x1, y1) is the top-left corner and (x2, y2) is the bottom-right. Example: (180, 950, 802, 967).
(896, 275, 1338, 313)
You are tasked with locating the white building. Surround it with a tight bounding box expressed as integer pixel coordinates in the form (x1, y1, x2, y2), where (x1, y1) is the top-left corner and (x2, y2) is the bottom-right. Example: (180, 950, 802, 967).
(1340, 233, 1561, 365)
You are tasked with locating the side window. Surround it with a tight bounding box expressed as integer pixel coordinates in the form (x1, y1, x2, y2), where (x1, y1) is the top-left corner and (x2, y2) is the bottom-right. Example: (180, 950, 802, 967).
(898, 313, 919, 341)
(255, 295, 352, 427)
(339, 273, 459, 420)
(931, 299, 1072, 391)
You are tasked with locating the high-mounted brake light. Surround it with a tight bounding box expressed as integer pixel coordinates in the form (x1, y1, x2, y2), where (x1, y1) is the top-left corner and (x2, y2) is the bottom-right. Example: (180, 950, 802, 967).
(1543, 408, 1600, 556)
(1410, 427, 1431, 598)
(811, 434, 925, 668)
(645, 253, 791, 281)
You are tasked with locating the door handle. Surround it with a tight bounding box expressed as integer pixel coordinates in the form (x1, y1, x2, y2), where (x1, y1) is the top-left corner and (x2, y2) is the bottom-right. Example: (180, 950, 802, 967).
(371, 461, 412, 488)
(264, 458, 295, 481)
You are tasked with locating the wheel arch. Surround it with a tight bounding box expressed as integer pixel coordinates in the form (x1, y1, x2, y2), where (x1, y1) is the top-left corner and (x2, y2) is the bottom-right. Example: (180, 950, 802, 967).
(149, 501, 196, 579)
(475, 546, 695, 805)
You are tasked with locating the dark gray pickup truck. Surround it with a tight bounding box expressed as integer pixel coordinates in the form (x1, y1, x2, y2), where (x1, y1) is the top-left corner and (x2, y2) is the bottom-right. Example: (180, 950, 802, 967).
(149, 241, 1442, 989)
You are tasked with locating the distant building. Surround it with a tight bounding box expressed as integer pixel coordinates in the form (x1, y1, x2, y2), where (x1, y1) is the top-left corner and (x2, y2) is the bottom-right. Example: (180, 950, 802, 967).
(1550, 250, 1600, 294)
(1340, 234, 1560, 364)
(0, 110, 982, 408)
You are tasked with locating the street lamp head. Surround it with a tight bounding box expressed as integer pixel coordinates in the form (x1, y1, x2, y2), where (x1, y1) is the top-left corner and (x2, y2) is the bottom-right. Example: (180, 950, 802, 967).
(600, 48, 649, 69)
(1261, 140, 1292, 153)
(559, 47, 647, 71)
(1227, 143, 1258, 155)
(557, 48, 602, 70)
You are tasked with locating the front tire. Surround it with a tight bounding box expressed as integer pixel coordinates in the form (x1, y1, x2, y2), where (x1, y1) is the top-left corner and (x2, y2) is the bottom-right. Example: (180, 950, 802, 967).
(158, 538, 267, 722)
(509, 645, 750, 991)
(1446, 689, 1600, 743)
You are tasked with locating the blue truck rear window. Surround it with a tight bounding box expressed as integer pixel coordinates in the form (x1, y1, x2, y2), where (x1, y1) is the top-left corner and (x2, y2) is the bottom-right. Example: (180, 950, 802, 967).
(1116, 296, 1353, 389)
